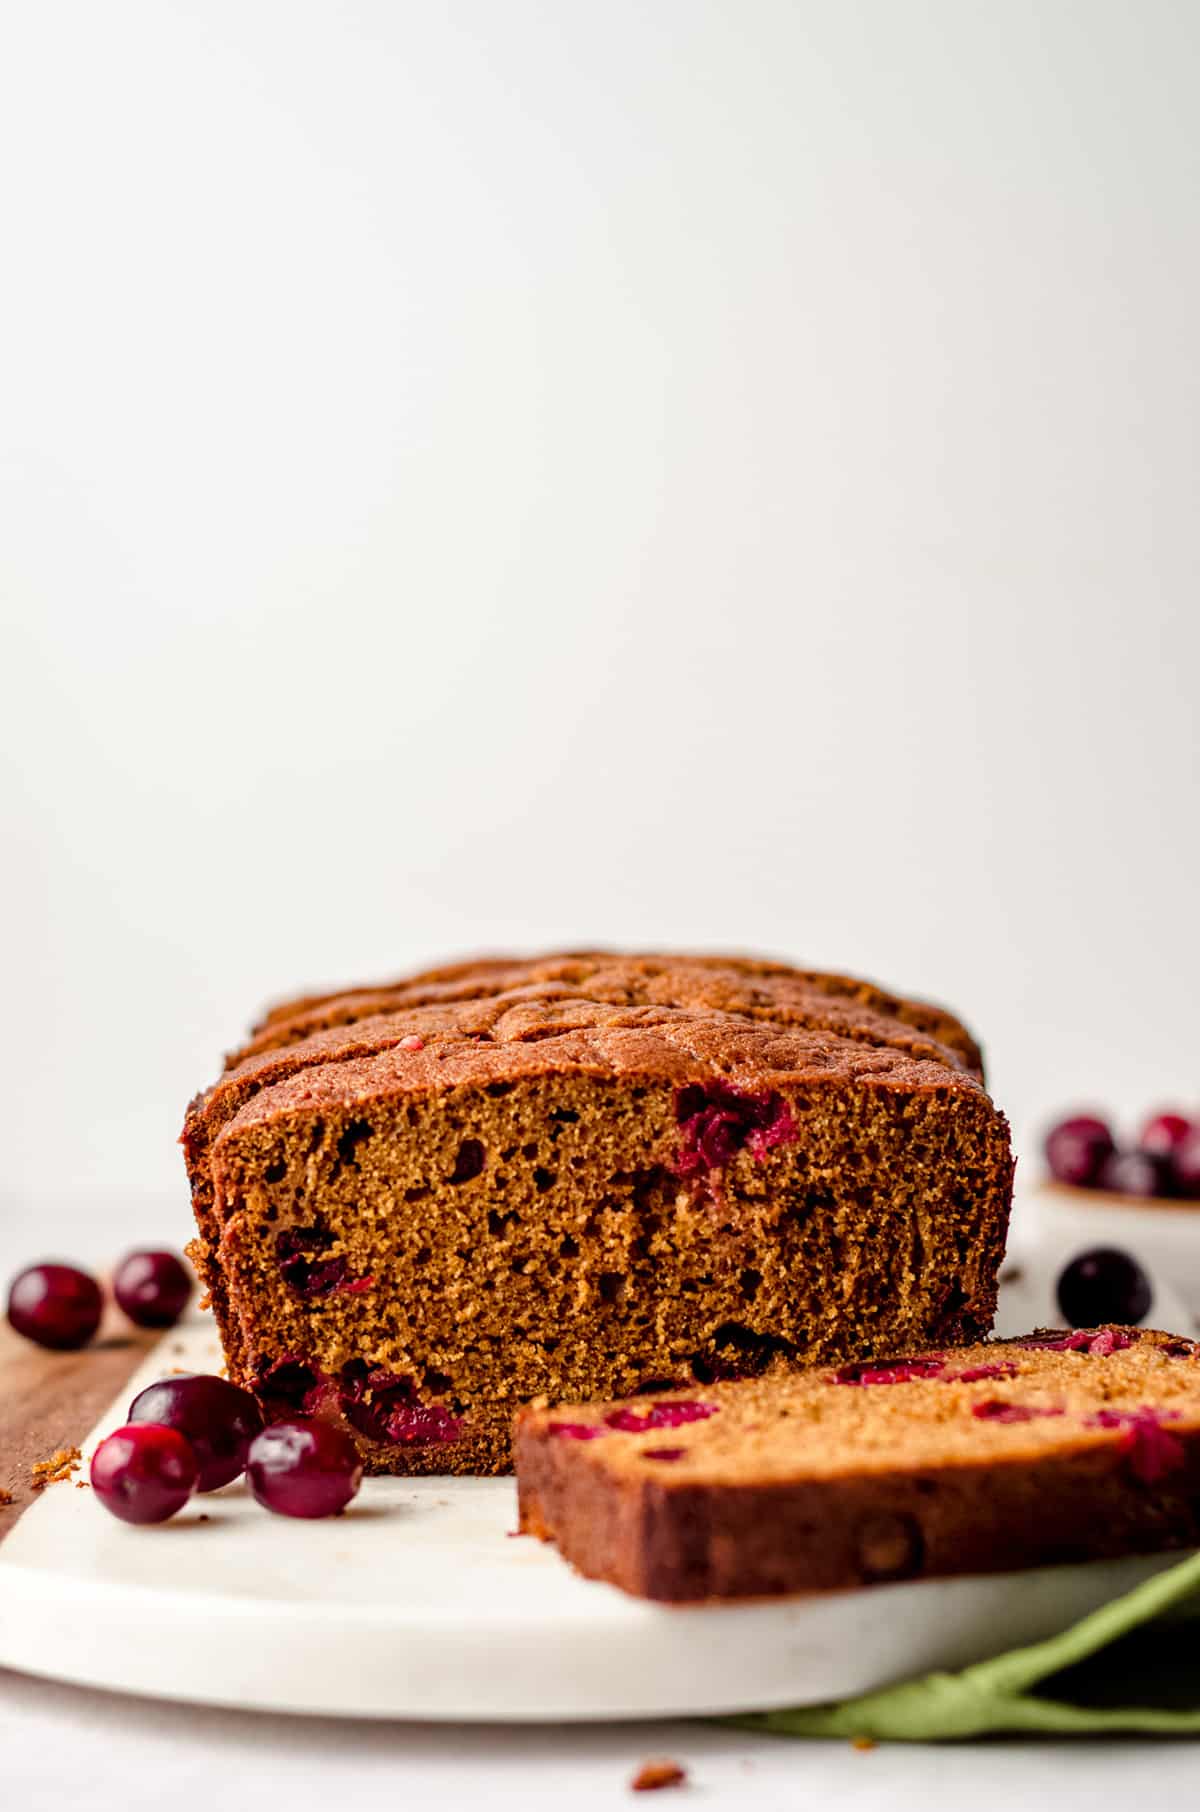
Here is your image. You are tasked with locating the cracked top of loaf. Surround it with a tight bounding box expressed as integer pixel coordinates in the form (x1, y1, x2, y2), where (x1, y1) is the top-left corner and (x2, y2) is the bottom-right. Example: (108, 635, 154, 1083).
(191, 952, 989, 1146)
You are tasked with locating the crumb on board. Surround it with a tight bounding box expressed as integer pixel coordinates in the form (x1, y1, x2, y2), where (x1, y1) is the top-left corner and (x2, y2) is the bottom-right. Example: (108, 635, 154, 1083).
(631, 1758, 687, 1792)
(32, 1447, 83, 1489)
(0, 1486, 15, 1507)
(851, 1735, 878, 1752)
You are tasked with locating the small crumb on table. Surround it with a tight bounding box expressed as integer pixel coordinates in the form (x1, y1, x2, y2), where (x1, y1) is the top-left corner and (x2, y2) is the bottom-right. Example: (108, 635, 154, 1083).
(0, 1486, 14, 1507)
(32, 1447, 83, 1489)
(631, 1758, 687, 1792)
(851, 1735, 877, 1752)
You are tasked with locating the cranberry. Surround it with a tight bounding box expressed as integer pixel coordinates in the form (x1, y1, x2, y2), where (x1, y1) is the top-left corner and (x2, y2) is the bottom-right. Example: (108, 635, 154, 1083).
(1171, 1129, 1200, 1200)
(674, 1083, 796, 1177)
(831, 1356, 947, 1386)
(1043, 1115, 1114, 1187)
(1139, 1111, 1195, 1160)
(128, 1374, 263, 1491)
(90, 1423, 198, 1523)
(246, 1418, 363, 1518)
(1086, 1407, 1185, 1483)
(6, 1263, 103, 1350)
(605, 1400, 718, 1432)
(1097, 1150, 1171, 1199)
(548, 1422, 606, 1440)
(112, 1250, 193, 1329)
(972, 1400, 1063, 1424)
(1056, 1248, 1153, 1328)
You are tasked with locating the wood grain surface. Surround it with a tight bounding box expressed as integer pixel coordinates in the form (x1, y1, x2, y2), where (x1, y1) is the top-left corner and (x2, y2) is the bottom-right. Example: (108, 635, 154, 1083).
(0, 1307, 161, 1541)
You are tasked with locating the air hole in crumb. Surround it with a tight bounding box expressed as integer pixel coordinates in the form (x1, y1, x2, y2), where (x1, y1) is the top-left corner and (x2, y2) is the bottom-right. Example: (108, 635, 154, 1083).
(549, 1107, 579, 1124)
(485, 1081, 513, 1098)
(336, 1119, 372, 1168)
(404, 1185, 429, 1204)
(264, 1161, 286, 1184)
(450, 1139, 485, 1184)
(740, 1268, 762, 1300)
(522, 1142, 539, 1160)
(598, 1272, 625, 1305)
(415, 1245, 432, 1265)
(534, 1168, 556, 1193)
(423, 1369, 453, 1395)
(559, 1235, 580, 1258)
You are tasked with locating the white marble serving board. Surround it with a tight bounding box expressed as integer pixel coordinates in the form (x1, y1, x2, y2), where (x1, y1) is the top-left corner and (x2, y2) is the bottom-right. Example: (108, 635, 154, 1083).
(0, 1262, 1192, 1722)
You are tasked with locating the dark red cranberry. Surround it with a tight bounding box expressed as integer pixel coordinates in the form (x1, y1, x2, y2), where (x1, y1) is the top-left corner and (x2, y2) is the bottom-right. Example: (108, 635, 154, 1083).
(972, 1400, 1064, 1424)
(6, 1263, 104, 1350)
(1043, 1115, 1114, 1187)
(831, 1356, 947, 1386)
(1086, 1407, 1185, 1483)
(605, 1400, 718, 1432)
(246, 1418, 363, 1518)
(1097, 1149, 1171, 1199)
(675, 1083, 796, 1177)
(1056, 1248, 1153, 1328)
(90, 1423, 198, 1523)
(1139, 1111, 1195, 1160)
(128, 1373, 263, 1491)
(548, 1421, 606, 1440)
(112, 1250, 193, 1329)
(1171, 1129, 1200, 1200)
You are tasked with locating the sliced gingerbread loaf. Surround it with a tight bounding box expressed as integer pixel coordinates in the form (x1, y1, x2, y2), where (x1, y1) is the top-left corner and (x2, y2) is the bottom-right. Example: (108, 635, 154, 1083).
(181, 952, 1013, 1476)
(515, 1327, 1200, 1599)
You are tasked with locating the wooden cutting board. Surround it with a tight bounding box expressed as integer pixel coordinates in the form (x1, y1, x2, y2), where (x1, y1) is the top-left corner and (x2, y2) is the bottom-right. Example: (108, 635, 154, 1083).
(0, 1308, 160, 1541)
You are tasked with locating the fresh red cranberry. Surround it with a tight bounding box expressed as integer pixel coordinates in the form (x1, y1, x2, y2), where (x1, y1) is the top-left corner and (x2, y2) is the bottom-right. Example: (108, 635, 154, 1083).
(246, 1418, 363, 1518)
(1171, 1129, 1200, 1200)
(950, 1362, 1018, 1383)
(128, 1373, 263, 1491)
(1056, 1248, 1153, 1328)
(90, 1423, 198, 1523)
(1043, 1115, 1114, 1187)
(112, 1250, 193, 1329)
(6, 1263, 104, 1350)
(1139, 1111, 1195, 1160)
(1097, 1150, 1171, 1199)
(548, 1422, 607, 1440)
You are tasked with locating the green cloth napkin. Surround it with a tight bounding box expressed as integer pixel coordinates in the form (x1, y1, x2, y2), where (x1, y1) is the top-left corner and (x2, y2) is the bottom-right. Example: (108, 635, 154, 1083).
(727, 1550, 1200, 1740)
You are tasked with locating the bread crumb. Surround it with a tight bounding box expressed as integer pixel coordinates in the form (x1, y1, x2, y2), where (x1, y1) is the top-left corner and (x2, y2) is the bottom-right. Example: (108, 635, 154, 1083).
(0, 1486, 15, 1506)
(32, 1447, 83, 1489)
(851, 1736, 877, 1752)
(631, 1759, 687, 1792)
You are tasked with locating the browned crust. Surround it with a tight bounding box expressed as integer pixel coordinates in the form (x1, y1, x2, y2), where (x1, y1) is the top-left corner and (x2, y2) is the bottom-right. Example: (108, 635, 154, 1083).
(515, 1330, 1200, 1600)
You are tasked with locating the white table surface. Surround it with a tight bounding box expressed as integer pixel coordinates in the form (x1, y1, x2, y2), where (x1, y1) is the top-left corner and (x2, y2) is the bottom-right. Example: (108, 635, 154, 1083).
(4, 1193, 1199, 1811)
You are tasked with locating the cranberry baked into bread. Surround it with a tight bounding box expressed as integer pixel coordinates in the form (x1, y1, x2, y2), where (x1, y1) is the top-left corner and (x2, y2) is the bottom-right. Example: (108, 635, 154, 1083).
(182, 951, 1014, 1475)
(516, 1327, 1200, 1599)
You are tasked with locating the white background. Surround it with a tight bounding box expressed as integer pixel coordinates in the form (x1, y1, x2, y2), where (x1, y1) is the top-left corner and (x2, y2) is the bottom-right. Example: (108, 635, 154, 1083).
(1, 3, 1199, 1803)
(2, 0, 1198, 1227)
